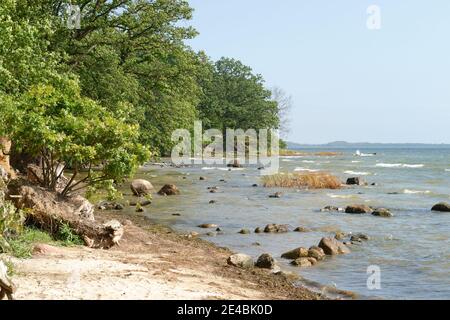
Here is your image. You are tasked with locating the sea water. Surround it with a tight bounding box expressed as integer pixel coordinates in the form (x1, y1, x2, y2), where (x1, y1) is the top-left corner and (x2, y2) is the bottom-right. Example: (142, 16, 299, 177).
(130, 147, 450, 299)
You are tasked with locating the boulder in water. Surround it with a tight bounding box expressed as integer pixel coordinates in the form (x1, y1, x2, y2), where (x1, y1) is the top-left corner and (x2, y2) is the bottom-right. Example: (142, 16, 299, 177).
(294, 226, 311, 233)
(431, 202, 450, 212)
(321, 206, 343, 212)
(372, 208, 393, 217)
(318, 237, 351, 255)
(290, 258, 313, 267)
(269, 192, 282, 198)
(264, 224, 289, 233)
(350, 233, 370, 242)
(308, 246, 326, 261)
(198, 223, 218, 229)
(254, 227, 263, 233)
(130, 179, 154, 196)
(158, 184, 180, 196)
(346, 177, 364, 186)
(281, 247, 309, 260)
(345, 205, 373, 214)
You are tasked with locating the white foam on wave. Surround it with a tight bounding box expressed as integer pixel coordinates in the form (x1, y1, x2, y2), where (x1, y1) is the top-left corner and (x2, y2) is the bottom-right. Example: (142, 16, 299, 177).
(445, 169, 450, 172)
(294, 167, 320, 173)
(201, 167, 245, 171)
(344, 170, 371, 176)
(376, 163, 424, 168)
(281, 155, 304, 159)
(403, 164, 424, 168)
(302, 160, 315, 163)
(327, 194, 356, 199)
(218, 167, 244, 171)
(351, 161, 361, 163)
(403, 189, 431, 194)
(282, 159, 293, 162)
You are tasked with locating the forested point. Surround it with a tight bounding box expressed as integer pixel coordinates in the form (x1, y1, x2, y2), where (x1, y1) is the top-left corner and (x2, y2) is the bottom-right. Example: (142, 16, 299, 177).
(0, 1, 290, 189)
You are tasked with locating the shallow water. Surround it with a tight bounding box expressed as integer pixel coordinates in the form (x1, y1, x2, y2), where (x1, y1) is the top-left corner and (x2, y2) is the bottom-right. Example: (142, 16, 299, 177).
(123, 148, 450, 299)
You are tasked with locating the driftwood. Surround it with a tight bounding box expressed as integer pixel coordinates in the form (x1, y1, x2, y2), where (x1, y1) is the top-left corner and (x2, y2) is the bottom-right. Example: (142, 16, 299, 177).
(8, 180, 123, 249)
(0, 261, 15, 300)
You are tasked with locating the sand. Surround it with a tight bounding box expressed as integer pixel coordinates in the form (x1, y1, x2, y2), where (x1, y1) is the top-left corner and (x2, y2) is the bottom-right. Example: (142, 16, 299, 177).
(7, 214, 321, 300)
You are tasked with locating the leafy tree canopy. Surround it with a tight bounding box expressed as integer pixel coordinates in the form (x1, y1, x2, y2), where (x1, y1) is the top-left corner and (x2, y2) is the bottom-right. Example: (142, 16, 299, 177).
(5, 82, 150, 196)
(198, 57, 280, 133)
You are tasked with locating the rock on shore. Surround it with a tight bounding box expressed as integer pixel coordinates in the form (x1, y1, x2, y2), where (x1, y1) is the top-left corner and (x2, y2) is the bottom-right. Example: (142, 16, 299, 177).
(227, 254, 254, 269)
(255, 254, 276, 269)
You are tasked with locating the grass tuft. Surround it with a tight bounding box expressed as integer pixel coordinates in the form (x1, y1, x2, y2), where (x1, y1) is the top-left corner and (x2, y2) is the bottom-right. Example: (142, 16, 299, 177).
(262, 172, 342, 189)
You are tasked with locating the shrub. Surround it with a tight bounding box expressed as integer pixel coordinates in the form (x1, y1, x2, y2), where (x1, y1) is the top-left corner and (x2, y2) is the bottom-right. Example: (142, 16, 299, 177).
(262, 172, 342, 189)
(0, 189, 25, 253)
(4, 83, 151, 197)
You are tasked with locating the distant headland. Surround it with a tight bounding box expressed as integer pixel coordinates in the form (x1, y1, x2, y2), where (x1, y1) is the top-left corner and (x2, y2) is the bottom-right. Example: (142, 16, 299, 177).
(287, 141, 450, 149)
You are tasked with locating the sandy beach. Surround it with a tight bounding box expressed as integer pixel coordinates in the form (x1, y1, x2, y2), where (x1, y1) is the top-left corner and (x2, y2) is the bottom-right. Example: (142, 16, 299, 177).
(7, 213, 321, 300)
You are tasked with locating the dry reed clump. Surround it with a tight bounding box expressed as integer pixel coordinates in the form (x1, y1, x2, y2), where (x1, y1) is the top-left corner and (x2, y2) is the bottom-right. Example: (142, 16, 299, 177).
(262, 172, 342, 189)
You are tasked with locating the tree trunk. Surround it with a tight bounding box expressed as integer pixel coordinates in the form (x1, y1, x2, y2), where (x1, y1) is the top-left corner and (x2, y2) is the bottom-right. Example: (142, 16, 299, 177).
(8, 180, 123, 249)
(0, 261, 15, 300)
(0, 137, 15, 179)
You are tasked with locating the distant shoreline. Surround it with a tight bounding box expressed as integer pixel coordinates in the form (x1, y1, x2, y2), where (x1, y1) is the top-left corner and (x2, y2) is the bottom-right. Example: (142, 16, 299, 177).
(287, 142, 450, 149)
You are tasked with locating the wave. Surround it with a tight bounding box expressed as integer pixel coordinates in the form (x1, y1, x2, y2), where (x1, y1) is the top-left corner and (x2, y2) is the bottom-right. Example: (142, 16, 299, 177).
(351, 161, 361, 163)
(403, 164, 424, 168)
(201, 167, 245, 171)
(446, 169, 450, 172)
(302, 160, 315, 163)
(282, 159, 293, 162)
(344, 170, 371, 176)
(376, 163, 424, 168)
(327, 193, 357, 199)
(403, 189, 431, 194)
(294, 167, 320, 173)
(218, 167, 244, 171)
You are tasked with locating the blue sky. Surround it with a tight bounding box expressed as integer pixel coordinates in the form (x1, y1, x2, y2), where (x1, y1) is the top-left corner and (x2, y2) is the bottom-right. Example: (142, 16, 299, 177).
(185, 0, 450, 144)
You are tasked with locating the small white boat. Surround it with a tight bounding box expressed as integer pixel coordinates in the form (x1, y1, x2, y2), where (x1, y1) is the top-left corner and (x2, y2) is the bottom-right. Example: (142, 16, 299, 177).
(354, 150, 376, 157)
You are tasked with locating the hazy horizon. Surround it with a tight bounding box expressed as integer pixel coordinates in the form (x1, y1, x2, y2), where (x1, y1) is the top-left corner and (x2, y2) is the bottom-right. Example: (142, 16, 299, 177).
(186, 0, 450, 144)
(288, 140, 450, 146)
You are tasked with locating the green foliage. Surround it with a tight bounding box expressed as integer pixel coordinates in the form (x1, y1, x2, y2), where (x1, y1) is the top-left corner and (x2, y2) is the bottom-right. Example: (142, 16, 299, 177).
(6, 82, 151, 196)
(1, 0, 284, 173)
(56, 223, 84, 246)
(6, 227, 54, 258)
(50, 0, 203, 156)
(198, 57, 280, 132)
(0, 0, 64, 95)
(86, 179, 123, 202)
(0, 189, 25, 254)
(3, 224, 83, 259)
(2, 259, 15, 277)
